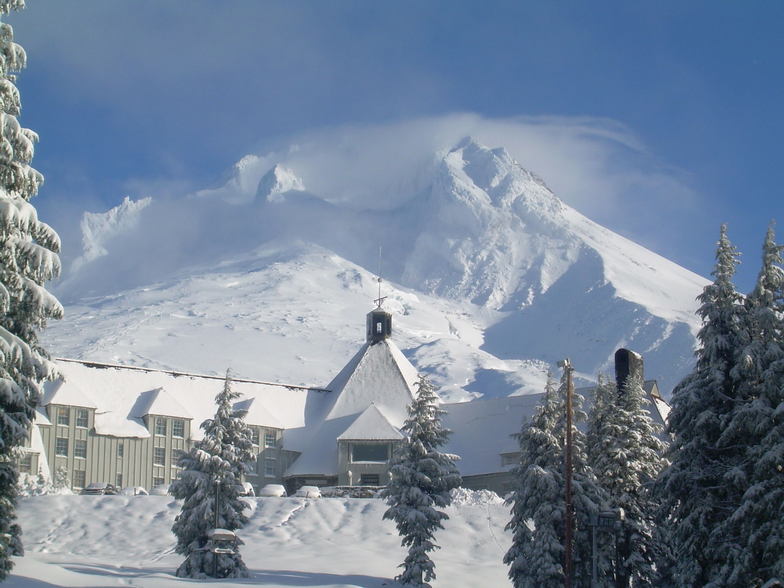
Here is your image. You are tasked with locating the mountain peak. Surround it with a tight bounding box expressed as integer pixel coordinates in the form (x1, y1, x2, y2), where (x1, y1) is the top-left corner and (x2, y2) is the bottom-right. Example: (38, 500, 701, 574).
(255, 164, 306, 203)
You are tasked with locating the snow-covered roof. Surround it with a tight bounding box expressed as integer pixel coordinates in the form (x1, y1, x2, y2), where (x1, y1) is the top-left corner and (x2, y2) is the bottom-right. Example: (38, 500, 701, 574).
(131, 387, 192, 419)
(337, 404, 403, 441)
(443, 394, 545, 476)
(34, 407, 51, 426)
(443, 380, 671, 477)
(43, 378, 98, 409)
(286, 339, 418, 477)
(322, 339, 417, 426)
(234, 397, 285, 430)
(43, 359, 325, 440)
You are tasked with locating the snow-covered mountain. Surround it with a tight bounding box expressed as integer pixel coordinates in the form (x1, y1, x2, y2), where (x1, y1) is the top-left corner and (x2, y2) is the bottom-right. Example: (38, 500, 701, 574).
(44, 138, 707, 399)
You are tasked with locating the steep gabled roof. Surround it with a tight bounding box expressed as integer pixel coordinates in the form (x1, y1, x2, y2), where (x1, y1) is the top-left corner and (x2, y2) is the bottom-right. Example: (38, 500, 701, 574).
(285, 338, 418, 478)
(322, 339, 416, 426)
(337, 404, 403, 441)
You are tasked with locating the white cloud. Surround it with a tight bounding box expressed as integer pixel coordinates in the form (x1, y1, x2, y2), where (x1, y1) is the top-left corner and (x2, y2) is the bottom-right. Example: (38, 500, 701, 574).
(259, 113, 699, 231)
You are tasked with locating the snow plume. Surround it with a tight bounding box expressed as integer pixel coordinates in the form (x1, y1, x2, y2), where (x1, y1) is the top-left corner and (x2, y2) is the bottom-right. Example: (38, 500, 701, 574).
(71, 195, 151, 272)
(254, 114, 698, 228)
(56, 114, 699, 300)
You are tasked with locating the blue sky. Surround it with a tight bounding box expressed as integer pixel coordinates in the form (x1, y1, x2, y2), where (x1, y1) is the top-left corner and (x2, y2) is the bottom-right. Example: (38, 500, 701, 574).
(8, 1, 784, 292)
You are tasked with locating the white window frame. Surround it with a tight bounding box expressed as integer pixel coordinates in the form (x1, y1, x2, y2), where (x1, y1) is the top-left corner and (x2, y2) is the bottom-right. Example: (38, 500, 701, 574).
(55, 437, 68, 456)
(76, 408, 89, 428)
(153, 447, 166, 466)
(74, 439, 87, 459)
(73, 470, 86, 489)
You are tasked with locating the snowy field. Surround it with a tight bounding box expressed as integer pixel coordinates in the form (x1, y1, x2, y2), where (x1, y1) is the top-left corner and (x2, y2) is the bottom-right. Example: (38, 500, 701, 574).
(10, 492, 511, 587)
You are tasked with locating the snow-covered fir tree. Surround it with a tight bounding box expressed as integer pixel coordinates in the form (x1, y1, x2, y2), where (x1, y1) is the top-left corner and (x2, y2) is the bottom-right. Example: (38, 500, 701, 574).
(586, 370, 667, 587)
(505, 369, 611, 588)
(716, 224, 784, 585)
(382, 374, 461, 588)
(0, 0, 62, 580)
(504, 372, 565, 588)
(656, 224, 747, 587)
(170, 371, 255, 579)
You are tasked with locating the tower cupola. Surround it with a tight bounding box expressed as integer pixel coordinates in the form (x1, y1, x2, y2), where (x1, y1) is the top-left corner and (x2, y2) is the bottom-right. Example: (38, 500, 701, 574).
(366, 307, 392, 344)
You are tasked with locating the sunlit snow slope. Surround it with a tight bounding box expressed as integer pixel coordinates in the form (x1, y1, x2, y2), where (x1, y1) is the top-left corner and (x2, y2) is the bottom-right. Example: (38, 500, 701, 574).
(45, 138, 707, 398)
(13, 493, 510, 587)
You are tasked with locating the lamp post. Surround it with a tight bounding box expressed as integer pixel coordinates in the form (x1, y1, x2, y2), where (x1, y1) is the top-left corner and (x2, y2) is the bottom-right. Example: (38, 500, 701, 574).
(590, 508, 624, 587)
(558, 358, 575, 588)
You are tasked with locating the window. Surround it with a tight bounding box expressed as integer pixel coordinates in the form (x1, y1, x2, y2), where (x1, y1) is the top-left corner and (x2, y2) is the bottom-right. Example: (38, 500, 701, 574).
(264, 459, 276, 477)
(57, 407, 70, 426)
(74, 440, 87, 459)
(153, 476, 165, 487)
(116, 472, 123, 487)
(154, 417, 167, 436)
(153, 447, 166, 466)
(19, 453, 32, 473)
(250, 428, 260, 446)
(351, 443, 388, 463)
(55, 437, 68, 456)
(73, 470, 86, 489)
(359, 474, 380, 486)
(117, 442, 124, 458)
(76, 409, 89, 428)
(172, 419, 184, 438)
(264, 432, 276, 448)
(171, 468, 181, 480)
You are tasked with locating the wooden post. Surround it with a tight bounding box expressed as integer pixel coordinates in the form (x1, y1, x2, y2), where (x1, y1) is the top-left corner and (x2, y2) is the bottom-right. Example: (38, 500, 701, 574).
(562, 359, 574, 588)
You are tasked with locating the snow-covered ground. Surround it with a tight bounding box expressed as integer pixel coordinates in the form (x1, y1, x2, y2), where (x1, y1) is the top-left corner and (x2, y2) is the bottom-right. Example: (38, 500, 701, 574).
(12, 492, 510, 587)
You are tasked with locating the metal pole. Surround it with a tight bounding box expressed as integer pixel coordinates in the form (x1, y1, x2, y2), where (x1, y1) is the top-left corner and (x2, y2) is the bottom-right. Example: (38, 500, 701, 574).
(563, 359, 574, 588)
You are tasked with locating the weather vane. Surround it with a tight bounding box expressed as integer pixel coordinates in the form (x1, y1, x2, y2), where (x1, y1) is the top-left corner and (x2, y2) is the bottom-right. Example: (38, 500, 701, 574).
(374, 244, 387, 309)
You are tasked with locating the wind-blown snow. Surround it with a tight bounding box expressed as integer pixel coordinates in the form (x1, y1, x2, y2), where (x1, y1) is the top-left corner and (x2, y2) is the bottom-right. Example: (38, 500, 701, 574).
(70, 195, 151, 273)
(45, 138, 708, 397)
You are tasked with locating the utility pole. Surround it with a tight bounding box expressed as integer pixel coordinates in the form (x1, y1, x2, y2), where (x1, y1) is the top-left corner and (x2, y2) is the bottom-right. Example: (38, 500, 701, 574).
(558, 358, 575, 588)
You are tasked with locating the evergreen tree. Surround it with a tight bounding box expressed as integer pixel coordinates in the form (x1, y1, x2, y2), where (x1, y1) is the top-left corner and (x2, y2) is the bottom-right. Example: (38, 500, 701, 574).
(657, 224, 746, 587)
(718, 224, 784, 585)
(505, 369, 611, 588)
(0, 1, 62, 580)
(504, 372, 565, 588)
(382, 375, 461, 588)
(170, 371, 255, 579)
(587, 371, 667, 587)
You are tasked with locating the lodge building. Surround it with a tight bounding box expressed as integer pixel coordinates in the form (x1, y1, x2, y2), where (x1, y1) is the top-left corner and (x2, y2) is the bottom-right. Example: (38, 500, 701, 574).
(20, 306, 669, 495)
